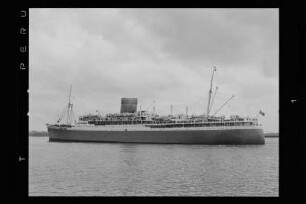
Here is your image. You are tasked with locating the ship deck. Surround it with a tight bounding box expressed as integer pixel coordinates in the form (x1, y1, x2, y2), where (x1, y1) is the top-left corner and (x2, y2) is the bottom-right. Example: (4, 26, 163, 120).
(50, 124, 262, 131)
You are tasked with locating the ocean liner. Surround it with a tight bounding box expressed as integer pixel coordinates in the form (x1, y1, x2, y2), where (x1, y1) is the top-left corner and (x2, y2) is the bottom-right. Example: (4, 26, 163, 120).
(47, 67, 265, 144)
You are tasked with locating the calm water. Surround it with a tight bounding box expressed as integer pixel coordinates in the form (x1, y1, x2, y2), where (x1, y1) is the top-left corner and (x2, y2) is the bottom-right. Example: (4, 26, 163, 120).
(29, 137, 278, 196)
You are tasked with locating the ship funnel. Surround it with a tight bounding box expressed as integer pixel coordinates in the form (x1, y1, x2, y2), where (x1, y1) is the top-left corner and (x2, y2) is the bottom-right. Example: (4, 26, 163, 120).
(120, 98, 138, 113)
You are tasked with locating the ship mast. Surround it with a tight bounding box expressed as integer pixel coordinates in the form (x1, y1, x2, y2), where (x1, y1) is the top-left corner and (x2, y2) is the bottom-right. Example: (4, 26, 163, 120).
(209, 86, 218, 114)
(207, 67, 217, 117)
(67, 84, 73, 125)
(57, 84, 75, 126)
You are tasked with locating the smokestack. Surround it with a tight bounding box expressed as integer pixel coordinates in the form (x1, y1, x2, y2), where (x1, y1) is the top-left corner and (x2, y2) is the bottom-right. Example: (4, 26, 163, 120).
(186, 106, 188, 117)
(171, 105, 173, 115)
(120, 98, 137, 113)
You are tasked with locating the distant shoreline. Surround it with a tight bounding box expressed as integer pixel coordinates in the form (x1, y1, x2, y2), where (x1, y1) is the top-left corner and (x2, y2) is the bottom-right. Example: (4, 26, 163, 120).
(29, 131, 279, 137)
(29, 131, 48, 137)
(264, 132, 279, 137)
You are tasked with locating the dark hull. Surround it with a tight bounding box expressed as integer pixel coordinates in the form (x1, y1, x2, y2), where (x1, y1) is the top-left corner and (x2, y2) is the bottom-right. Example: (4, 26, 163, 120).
(47, 125, 265, 145)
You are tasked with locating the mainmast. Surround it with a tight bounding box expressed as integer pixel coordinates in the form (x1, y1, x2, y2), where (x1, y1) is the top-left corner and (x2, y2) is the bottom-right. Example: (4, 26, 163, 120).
(206, 66, 217, 117)
(68, 84, 72, 106)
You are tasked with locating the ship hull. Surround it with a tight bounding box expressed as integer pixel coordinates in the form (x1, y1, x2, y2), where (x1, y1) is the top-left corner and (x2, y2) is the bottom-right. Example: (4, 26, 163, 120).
(47, 125, 265, 145)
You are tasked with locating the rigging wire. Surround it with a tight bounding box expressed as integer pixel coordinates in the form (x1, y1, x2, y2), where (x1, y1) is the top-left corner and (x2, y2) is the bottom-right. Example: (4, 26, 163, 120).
(70, 108, 77, 124)
(57, 106, 68, 123)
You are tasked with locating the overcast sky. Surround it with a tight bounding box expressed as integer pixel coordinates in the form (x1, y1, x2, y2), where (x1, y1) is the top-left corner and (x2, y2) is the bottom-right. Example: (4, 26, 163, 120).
(29, 8, 278, 132)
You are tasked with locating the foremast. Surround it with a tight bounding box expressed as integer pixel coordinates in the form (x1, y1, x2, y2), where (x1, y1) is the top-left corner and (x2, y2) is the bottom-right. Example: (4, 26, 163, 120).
(206, 67, 217, 117)
(56, 84, 76, 126)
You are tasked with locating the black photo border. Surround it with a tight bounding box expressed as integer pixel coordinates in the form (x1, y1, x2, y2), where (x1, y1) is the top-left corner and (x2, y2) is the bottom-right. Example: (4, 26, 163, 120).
(15, 0, 305, 202)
